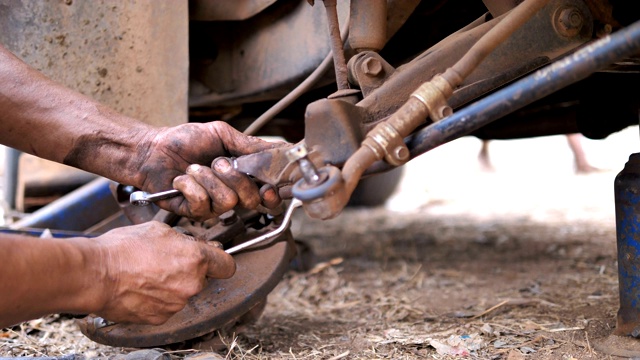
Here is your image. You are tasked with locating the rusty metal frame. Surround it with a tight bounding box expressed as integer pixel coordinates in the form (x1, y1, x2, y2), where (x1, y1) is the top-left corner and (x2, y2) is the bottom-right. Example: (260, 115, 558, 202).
(232, 0, 597, 191)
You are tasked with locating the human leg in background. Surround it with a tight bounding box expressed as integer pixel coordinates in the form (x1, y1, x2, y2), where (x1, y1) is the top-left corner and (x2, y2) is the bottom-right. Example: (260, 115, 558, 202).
(566, 133, 600, 174)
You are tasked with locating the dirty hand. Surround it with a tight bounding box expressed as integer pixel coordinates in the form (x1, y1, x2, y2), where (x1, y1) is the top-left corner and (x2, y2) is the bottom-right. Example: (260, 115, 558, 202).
(92, 221, 235, 325)
(133, 121, 286, 221)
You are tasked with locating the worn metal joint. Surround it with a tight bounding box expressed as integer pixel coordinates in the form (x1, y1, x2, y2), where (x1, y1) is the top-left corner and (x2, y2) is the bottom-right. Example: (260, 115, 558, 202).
(411, 74, 454, 122)
(362, 122, 410, 166)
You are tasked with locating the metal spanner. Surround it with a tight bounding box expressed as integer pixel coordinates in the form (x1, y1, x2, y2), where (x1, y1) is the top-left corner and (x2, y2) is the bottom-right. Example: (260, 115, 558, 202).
(130, 189, 182, 206)
(129, 187, 301, 254)
(225, 198, 301, 254)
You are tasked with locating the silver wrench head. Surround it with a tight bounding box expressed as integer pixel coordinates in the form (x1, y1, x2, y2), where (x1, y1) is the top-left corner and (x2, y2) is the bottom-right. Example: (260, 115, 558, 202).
(129, 189, 182, 206)
(130, 191, 153, 206)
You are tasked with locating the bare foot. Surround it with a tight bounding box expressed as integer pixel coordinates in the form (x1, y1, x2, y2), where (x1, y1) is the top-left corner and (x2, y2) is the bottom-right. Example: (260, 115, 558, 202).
(575, 162, 602, 174)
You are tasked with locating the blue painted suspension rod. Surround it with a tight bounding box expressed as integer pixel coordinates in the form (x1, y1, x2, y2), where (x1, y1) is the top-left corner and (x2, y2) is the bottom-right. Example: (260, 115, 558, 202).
(405, 18, 640, 156)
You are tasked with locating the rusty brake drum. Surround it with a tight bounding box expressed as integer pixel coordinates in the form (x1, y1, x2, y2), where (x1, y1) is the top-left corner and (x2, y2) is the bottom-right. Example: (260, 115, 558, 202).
(78, 195, 296, 348)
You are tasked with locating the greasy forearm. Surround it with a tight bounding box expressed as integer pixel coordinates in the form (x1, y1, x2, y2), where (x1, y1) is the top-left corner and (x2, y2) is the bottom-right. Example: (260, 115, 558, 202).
(0, 45, 155, 187)
(0, 235, 105, 328)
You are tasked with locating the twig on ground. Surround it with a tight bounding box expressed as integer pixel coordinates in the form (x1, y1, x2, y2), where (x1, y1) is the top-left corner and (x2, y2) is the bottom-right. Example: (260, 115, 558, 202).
(471, 300, 510, 320)
(470, 298, 560, 320)
(308, 258, 344, 275)
(327, 350, 350, 360)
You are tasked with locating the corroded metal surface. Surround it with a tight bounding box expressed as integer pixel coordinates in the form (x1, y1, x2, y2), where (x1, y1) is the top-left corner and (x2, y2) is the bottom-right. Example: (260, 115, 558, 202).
(348, 52, 396, 97)
(188, 1, 348, 108)
(349, 0, 388, 52)
(321, 0, 350, 90)
(188, 0, 420, 108)
(76, 184, 297, 347)
(304, 98, 366, 166)
(406, 18, 640, 160)
(78, 236, 294, 348)
(358, 0, 594, 124)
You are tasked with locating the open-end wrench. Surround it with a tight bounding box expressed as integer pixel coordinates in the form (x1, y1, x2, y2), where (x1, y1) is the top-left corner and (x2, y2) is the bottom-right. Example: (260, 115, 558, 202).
(225, 198, 301, 254)
(130, 189, 182, 206)
(129, 187, 300, 253)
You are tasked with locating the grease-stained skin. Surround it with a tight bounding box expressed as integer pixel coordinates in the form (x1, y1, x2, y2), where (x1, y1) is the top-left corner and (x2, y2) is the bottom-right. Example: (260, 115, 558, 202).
(0, 43, 285, 329)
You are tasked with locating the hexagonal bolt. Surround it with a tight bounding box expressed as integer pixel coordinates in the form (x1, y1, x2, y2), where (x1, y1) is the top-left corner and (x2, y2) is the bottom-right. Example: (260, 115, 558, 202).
(361, 57, 383, 77)
(555, 7, 583, 37)
(218, 210, 238, 226)
(286, 143, 322, 185)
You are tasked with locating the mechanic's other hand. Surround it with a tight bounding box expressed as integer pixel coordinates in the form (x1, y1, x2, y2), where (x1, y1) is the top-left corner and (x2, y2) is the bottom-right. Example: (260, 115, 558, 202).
(135, 121, 286, 221)
(92, 221, 235, 325)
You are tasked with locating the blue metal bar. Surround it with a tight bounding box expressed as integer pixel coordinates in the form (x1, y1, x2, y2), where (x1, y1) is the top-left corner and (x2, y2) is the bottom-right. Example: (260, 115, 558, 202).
(9, 177, 120, 232)
(0, 227, 98, 238)
(364, 19, 640, 177)
(407, 18, 640, 155)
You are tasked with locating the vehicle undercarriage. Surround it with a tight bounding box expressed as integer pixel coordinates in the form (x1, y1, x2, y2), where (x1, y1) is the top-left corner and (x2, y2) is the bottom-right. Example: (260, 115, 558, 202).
(2, 0, 640, 355)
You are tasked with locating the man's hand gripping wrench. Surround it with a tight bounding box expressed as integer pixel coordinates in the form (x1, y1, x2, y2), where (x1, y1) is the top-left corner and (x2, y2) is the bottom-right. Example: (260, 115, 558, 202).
(128, 190, 301, 254)
(126, 142, 318, 253)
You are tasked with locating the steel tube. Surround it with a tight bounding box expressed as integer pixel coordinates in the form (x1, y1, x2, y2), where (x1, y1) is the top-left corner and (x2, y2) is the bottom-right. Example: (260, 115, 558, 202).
(2, 147, 20, 211)
(9, 177, 120, 232)
(448, 0, 550, 84)
(323, 0, 350, 90)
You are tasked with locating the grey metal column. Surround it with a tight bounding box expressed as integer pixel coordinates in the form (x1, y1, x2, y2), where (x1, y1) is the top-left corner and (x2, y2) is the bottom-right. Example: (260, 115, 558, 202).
(2, 147, 20, 211)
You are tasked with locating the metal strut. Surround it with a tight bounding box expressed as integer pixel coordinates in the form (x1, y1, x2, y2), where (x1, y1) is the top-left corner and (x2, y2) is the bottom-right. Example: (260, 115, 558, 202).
(364, 18, 640, 176)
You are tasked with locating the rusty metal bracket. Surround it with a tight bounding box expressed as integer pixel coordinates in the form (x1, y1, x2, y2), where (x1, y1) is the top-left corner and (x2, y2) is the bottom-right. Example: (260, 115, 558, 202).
(347, 52, 396, 97)
(357, 0, 594, 127)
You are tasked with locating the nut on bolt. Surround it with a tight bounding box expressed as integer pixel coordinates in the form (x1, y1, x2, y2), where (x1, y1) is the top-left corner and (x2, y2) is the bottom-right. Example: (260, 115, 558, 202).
(219, 210, 238, 226)
(554, 6, 583, 38)
(394, 145, 410, 162)
(286, 143, 325, 185)
(362, 57, 383, 77)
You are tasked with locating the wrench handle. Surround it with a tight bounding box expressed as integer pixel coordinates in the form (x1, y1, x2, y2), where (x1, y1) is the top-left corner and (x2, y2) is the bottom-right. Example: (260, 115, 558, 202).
(130, 189, 182, 206)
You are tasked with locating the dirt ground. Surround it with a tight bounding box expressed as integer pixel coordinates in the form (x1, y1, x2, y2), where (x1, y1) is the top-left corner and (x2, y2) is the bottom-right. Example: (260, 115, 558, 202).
(2, 127, 640, 359)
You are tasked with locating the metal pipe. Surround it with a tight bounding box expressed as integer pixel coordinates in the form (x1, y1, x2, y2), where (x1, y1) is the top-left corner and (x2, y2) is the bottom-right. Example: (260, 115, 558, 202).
(340, 0, 551, 206)
(444, 0, 550, 87)
(243, 52, 334, 136)
(2, 147, 20, 211)
(407, 19, 640, 157)
(9, 177, 120, 232)
(323, 0, 350, 90)
(342, 146, 380, 199)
